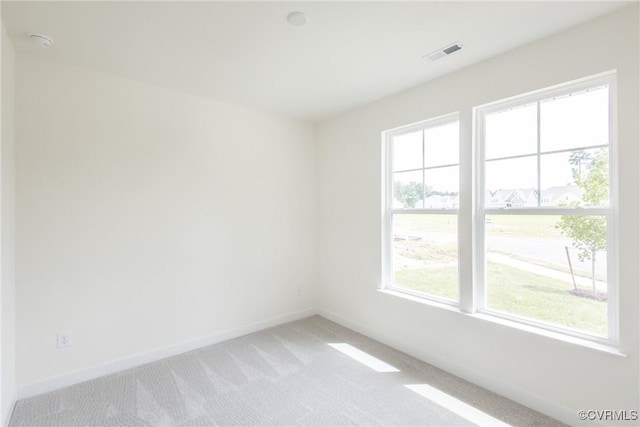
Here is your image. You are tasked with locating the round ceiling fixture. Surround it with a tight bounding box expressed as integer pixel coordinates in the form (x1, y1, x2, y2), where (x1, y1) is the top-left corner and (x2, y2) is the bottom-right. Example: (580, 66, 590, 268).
(286, 11, 308, 26)
(28, 33, 54, 48)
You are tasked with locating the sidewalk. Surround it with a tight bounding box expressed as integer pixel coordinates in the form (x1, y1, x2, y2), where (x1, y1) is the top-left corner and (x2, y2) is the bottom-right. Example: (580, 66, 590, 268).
(487, 253, 607, 292)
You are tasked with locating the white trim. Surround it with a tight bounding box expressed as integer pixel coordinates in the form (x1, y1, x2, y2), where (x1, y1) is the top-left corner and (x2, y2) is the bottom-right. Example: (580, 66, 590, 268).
(386, 286, 458, 308)
(478, 308, 615, 346)
(381, 72, 618, 349)
(380, 292, 626, 357)
(316, 307, 605, 427)
(390, 208, 459, 215)
(474, 102, 487, 312)
(381, 113, 460, 299)
(384, 112, 460, 138)
(475, 71, 615, 116)
(606, 73, 619, 343)
(486, 143, 608, 162)
(475, 72, 617, 342)
(536, 100, 541, 206)
(458, 108, 474, 313)
(483, 207, 610, 216)
(394, 162, 460, 173)
(381, 131, 393, 288)
(470, 311, 624, 357)
(17, 307, 317, 400)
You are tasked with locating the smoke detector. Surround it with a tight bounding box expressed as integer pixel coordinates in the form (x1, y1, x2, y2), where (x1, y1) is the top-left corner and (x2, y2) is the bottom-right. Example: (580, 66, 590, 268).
(424, 42, 462, 62)
(286, 11, 308, 26)
(28, 33, 54, 48)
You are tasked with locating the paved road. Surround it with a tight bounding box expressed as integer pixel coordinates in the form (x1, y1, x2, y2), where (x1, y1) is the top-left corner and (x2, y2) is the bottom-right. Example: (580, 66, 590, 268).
(487, 234, 606, 277)
(488, 253, 607, 291)
(400, 231, 606, 278)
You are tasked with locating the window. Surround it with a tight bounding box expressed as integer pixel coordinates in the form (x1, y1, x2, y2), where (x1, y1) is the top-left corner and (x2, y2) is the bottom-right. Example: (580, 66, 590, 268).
(383, 72, 617, 344)
(477, 75, 615, 340)
(383, 114, 460, 303)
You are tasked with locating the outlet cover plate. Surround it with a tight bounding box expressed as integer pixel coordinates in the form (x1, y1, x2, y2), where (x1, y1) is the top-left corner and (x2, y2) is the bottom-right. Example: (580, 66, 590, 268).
(57, 332, 72, 348)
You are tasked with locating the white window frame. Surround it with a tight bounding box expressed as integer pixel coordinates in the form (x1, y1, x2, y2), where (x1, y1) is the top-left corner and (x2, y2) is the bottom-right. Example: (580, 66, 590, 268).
(474, 71, 618, 345)
(381, 72, 618, 347)
(382, 113, 461, 306)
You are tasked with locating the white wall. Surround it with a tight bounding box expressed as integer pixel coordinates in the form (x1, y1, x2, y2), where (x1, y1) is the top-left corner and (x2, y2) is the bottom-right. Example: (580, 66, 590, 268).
(1, 20, 16, 426)
(15, 55, 318, 389)
(318, 5, 639, 425)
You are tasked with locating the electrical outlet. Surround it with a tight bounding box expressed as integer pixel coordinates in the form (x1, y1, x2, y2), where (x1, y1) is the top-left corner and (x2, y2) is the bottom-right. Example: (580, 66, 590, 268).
(57, 332, 72, 349)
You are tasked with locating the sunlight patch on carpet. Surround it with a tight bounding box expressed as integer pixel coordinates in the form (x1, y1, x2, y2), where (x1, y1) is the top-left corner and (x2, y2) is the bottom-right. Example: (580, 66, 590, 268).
(328, 343, 400, 372)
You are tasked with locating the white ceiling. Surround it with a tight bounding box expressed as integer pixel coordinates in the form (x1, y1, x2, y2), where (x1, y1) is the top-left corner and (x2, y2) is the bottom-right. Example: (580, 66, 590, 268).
(2, 1, 631, 122)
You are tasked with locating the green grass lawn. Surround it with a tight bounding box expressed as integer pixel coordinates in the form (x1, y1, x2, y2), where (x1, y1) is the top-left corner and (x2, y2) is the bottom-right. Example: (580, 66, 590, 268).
(485, 215, 565, 238)
(394, 262, 606, 336)
(486, 263, 606, 336)
(394, 214, 565, 239)
(394, 214, 457, 234)
(495, 250, 607, 282)
(395, 266, 459, 300)
(393, 213, 606, 336)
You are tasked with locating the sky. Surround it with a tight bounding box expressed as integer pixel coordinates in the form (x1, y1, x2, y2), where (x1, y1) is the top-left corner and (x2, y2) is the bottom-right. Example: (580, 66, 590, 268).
(392, 86, 609, 197)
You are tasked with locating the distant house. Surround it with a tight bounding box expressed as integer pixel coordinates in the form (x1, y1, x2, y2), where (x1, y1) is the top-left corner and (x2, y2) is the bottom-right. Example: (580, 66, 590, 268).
(487, 188, 538, 208)
(485, 186, 584, 208)
(513, 188, 537, 207)
(423, 195, 446, 209)
(422, 194, 459, 209)
(487, 190, 511, 208)
(541, 185, 584, 206)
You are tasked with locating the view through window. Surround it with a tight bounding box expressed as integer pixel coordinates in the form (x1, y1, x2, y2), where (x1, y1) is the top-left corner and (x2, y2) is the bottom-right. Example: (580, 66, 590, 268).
(389, 117, 459, 302)
(481, 82, 612, 337)
(384, 73, 616, 341)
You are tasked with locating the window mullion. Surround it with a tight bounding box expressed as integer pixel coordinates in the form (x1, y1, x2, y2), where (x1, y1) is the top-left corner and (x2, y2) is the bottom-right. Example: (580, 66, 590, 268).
(475, 111, 487, 313)
(536, 101, 541, 207)
(458, 108, 477, 313)
(422, 130, 426, 205)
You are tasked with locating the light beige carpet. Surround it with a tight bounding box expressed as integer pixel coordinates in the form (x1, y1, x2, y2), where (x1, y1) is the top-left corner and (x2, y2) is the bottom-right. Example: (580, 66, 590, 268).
(10, 316, 564, 426)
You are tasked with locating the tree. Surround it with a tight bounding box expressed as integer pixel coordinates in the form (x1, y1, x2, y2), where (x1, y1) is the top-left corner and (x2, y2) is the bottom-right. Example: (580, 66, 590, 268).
(556, 149, 608, 296)
(394, 181, 423, 208)
(568, 150, 593, 181)
(394, 181, 457, 208)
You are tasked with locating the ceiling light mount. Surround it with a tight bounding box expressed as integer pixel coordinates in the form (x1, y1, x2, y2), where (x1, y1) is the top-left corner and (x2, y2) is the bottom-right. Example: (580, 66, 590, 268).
(286, 11, 308, 26)
(28, 33, 54, 48)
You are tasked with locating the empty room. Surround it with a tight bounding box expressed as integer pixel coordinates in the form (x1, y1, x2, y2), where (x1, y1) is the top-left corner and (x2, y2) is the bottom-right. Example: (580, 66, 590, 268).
(0, 1, 639, 426)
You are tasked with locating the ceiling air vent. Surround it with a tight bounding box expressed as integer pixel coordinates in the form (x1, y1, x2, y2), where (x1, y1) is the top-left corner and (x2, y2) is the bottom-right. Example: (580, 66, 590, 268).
(424, 42, 463, 62)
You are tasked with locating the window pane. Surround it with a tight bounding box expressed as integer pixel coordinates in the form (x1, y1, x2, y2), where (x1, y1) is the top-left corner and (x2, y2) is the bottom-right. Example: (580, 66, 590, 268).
(485, 156, 537, 207)
(540, 86, 609, 153)
(424, 166, 459, 209)
(393, 170, 423, 209)
(485, 104, 537, 160)
(485, 214, 607, 336)
(540, 148, 608, 207)
(393, 131, 422, 172)
(393, 214, 458, 301)
(425, 121, 459, 167)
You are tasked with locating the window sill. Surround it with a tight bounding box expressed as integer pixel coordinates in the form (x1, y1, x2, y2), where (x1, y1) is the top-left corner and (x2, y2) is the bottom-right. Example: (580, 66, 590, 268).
(379, 287, 460, 313)
(471, 311, 625, 357)
(377, 288, 626, 358)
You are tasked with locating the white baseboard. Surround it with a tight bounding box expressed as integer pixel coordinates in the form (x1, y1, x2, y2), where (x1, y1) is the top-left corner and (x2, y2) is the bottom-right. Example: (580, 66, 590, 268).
(15, 306, 598, 426)
(316, 307, 584, 426)
(17, 307, 317, 400)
